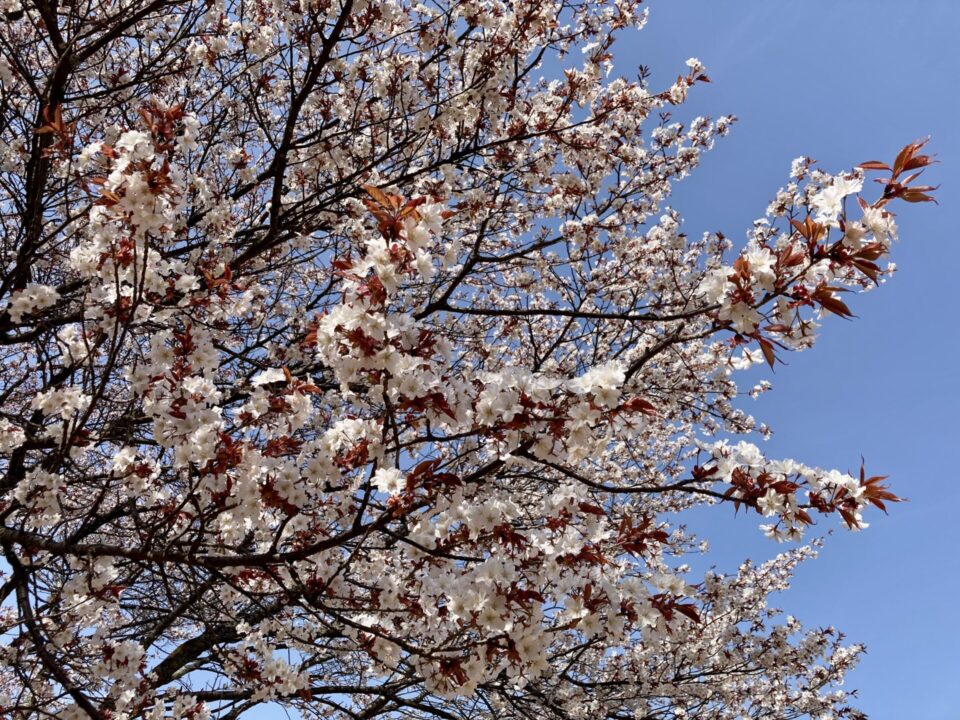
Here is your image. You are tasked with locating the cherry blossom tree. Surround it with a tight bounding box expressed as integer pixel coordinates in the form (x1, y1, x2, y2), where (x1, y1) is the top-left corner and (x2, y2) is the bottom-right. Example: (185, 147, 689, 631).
(0, 0, 937, 718)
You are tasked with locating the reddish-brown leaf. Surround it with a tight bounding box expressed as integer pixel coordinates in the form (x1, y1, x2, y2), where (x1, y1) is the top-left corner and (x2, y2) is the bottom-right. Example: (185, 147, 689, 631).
(857, 160, 892, 171)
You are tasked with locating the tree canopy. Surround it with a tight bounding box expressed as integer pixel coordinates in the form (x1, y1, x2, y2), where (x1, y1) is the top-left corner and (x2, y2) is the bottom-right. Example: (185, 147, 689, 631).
(0, 0, 935, 718)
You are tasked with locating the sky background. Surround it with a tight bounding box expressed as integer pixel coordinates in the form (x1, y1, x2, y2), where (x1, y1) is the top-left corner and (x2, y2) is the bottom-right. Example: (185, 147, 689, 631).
(629, 2, 959, 717)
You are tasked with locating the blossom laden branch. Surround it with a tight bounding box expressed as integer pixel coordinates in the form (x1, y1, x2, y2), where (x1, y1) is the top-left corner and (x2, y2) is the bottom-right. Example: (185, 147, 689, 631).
(0, 2, 936, 719)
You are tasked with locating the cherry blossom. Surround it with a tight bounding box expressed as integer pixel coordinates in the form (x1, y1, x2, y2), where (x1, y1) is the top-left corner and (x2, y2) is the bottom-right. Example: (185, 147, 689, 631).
(0, 1, 936, 719)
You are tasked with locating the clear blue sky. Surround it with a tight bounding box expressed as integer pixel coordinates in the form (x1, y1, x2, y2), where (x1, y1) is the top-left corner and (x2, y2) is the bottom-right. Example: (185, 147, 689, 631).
(630, 2, 959, 717)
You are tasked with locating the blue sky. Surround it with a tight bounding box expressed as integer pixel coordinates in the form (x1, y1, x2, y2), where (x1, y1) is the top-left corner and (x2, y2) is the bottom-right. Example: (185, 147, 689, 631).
(630, 2, 959, 717)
